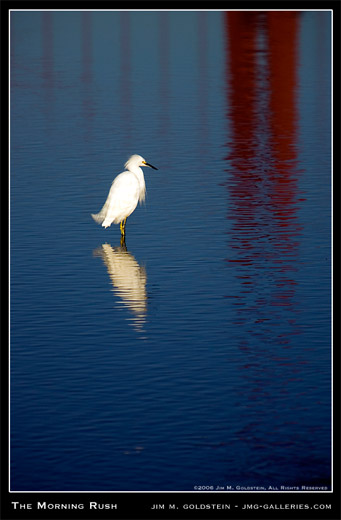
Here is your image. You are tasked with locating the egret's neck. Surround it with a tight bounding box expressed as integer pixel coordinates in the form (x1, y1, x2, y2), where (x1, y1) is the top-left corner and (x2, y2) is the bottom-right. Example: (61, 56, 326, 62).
(130, 165, 145, 182)
(129, 165, 146, 203)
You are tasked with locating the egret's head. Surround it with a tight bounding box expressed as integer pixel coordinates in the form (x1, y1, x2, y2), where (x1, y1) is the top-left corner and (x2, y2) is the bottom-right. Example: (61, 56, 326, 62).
(125, 154, 158, 171)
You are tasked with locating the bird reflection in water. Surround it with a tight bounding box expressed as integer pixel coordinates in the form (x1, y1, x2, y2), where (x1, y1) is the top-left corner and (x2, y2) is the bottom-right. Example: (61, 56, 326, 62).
(93, 237, 147, 332)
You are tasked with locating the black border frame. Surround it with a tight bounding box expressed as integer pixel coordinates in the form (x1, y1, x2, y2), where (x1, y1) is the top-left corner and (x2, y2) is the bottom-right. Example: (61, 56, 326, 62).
(2, 2, 340, 519)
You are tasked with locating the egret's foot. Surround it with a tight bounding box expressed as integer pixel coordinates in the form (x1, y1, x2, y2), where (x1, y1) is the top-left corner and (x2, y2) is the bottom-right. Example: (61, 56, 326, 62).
(120, 235, 127, 250)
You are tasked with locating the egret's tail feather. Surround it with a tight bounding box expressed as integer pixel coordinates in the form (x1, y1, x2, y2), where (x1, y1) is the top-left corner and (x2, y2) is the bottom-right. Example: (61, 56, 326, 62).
(91, 212, 105, 224)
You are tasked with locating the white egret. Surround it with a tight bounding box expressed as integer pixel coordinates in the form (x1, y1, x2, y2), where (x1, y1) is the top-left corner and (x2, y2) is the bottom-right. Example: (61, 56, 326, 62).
(91, 154, 158, 236)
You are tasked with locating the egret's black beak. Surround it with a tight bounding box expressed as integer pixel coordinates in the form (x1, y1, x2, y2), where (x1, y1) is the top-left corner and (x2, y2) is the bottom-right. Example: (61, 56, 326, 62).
(145, 162, 158, 170)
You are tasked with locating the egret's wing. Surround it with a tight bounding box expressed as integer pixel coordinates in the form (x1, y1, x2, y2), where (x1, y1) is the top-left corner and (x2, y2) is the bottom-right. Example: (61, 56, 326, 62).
(92, 172, 140, 228)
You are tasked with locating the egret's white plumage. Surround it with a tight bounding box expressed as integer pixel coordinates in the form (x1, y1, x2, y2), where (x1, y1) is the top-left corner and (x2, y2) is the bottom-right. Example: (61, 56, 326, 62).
(91, 154, 157, 234)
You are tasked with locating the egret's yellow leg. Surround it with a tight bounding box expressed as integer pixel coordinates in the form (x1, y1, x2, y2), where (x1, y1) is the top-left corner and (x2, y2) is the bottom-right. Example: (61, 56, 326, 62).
(120, 218, 127, 236)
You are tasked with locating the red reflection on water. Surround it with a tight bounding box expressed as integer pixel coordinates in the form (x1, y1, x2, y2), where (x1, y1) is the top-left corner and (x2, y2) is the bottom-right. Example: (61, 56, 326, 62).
(41, 12, 55, 123)
(225, 12, 259, 175)
(223, 14, 310, 458)
(41, 12, 54, 87)
(197, 12, 209, 156)
(224, 12, 302, 324)
(158, 12, 170, 138)
(81, 12, 93, 84)
(81, 12, 96, 140)
(266, 12, 301, 225)
(119, 12, 132, 146)
(224, 12, 264, 269)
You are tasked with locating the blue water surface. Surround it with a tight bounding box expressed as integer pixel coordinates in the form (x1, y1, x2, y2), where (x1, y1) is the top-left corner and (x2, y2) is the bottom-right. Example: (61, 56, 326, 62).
(10, 10, 331, 491)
